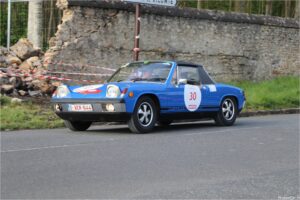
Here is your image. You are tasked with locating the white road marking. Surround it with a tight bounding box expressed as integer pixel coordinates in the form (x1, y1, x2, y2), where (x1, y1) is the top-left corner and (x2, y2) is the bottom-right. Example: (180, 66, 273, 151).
(1, 139, 115, 153)
(183, 126, 263, 136)
(1, 127, 262, 153)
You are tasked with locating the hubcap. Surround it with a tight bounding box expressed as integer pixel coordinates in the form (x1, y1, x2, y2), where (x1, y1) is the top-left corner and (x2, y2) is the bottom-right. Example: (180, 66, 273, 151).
(222, 99, 235, 120)
(137, 102, 153, 127)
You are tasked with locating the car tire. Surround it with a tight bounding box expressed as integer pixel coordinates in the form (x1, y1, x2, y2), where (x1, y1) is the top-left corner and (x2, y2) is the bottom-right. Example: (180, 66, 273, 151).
(128, 96, 158, 133)
(157, 120, 173, 126)
(64, 120, 92, 131)
(214, 97, 237, 126)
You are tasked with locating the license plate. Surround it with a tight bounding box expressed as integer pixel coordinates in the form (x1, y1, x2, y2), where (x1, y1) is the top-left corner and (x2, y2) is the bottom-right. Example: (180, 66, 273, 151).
(68, 104, 93, 112)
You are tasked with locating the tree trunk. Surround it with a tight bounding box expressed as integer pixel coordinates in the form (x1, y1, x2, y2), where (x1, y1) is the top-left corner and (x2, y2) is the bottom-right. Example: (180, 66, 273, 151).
(285, 0, 291, 18)
(295, 0, 300, 18)
(27, 0, 43, 48)
(265, 0, 272, 15)
(234, 0, 241, 12)
(247, 0, 252, 14)
(234, 0, 247, 13)
(47, 0, 54, 41)
(197, 0, 202, 10)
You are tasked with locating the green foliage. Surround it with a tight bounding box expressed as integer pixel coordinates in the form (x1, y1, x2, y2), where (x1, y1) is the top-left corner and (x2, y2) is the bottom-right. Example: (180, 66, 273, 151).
(0, 95, 11, 106)
(1, 1, 62, 49)
(1, 1, 298, 48)
(0, 2, 28, 47)
(230, 76, 300, 111)
(0, 96, 63, 131)
(177, 0, 298, 17)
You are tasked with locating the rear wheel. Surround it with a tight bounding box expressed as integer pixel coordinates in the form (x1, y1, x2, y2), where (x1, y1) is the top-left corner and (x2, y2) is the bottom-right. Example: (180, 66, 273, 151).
(214, 97, 237, 126)
(64, 120, 92, 131)
(128, 96, 157, 133)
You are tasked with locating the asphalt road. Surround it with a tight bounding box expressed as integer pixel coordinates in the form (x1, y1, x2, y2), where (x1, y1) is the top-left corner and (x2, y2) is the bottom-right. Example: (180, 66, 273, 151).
(1, 114, 299, 199)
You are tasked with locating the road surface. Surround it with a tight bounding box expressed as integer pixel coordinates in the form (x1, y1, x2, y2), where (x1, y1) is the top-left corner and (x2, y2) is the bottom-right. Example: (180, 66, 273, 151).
(1, 114, 299, 199)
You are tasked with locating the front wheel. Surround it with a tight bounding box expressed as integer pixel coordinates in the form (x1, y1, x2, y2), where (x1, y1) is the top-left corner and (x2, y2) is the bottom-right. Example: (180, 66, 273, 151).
(214, 97, 237, 126)
(128, 96, 157, 133)
(64, 120, 92, 131)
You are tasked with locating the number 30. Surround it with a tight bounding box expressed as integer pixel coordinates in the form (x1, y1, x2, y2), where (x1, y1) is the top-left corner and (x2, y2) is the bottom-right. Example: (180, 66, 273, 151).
(189, 92, 197, 100)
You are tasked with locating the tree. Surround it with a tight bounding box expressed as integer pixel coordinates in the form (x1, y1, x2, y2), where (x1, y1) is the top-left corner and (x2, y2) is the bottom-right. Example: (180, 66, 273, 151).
(27, 0, 43, 48)
(234, 0, 241, 12)
(47, 0, 55, 44)
(197, 0, 202, 9)
(265, 0, 273, 15)
(285, 0, 291, 17)
(234, 0, 247, 13)
(295, 0, 300, 18)
(247, 0, 252, 13)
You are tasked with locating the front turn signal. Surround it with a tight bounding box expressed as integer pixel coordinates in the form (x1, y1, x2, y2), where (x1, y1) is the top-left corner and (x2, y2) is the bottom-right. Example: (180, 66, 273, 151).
(129, 91, 134, 98)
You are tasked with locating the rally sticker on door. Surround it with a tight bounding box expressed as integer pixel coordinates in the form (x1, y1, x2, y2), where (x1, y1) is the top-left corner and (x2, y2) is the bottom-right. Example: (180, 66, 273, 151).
(184, 84, 201, 112)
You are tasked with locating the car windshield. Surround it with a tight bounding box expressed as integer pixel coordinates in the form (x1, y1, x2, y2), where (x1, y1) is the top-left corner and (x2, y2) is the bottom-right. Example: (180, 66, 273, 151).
(108, 62, 173, 83)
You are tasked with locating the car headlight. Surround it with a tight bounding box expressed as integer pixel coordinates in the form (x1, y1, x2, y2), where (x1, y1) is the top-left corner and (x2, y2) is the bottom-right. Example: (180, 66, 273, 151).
(56, 85, 70, 98)
(106, 85, 120, 98)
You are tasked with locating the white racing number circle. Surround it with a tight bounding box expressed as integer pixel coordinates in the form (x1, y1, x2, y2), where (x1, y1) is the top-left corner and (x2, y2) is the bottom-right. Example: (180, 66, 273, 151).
(184, 84, 201, 112)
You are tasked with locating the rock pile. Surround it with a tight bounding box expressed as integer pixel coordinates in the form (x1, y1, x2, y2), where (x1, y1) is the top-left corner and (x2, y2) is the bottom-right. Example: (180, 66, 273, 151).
(0, 38, 56, 97)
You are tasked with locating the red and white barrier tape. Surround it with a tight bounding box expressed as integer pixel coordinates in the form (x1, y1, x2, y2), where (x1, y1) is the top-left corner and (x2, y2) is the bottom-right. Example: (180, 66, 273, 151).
(44, 60, 117, 72)
(0, 71, 103, 84)
(39, 75, 101, 83)
(47, 71, 112, 76)
(1, 61, 119, 84)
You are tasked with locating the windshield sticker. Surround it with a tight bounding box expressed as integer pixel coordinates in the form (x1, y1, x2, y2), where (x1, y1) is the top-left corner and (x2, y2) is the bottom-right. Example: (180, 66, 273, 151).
(73, 84, 103, 94)
(184, 85, 201, 112)
(207, 84, 217, 92)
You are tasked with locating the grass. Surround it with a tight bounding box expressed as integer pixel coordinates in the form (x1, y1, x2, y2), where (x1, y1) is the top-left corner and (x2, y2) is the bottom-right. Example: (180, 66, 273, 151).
(229, 76, 300, 111)
(0, 76, 299, 131)
(0, 96, 64, 131)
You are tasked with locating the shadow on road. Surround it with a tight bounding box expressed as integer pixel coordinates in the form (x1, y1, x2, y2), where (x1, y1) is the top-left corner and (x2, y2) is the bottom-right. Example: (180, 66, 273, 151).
(83, 116, 269, 135)
(86, 120, 219, 135)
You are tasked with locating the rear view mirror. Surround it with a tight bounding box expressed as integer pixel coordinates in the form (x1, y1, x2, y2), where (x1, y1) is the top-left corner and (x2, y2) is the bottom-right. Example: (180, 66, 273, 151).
(178, 79, 187, 85)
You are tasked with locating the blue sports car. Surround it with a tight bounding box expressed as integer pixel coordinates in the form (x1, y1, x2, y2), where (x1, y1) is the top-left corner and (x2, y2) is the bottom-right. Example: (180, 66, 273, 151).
(52, 61, 246, 133)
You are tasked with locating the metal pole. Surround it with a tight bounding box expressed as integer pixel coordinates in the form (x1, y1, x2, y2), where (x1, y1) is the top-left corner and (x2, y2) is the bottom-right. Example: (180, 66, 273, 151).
(133, 3, 141, 61)
(7, 0, 11, 48)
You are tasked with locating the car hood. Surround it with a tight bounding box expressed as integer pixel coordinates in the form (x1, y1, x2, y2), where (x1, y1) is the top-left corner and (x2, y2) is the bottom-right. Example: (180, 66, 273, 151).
(60, 82, 164, 99)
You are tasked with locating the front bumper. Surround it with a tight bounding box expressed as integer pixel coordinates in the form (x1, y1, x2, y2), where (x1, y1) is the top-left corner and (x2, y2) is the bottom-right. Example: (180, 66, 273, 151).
(51, 98, 130, 122)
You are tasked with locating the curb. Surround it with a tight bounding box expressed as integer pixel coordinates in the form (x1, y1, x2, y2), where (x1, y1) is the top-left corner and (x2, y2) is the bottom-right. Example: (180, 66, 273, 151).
(240, 108, 300, 117)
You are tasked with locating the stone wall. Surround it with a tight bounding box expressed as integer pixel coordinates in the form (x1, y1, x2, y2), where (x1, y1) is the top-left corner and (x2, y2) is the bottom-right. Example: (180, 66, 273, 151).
(45, 0, 300, 82)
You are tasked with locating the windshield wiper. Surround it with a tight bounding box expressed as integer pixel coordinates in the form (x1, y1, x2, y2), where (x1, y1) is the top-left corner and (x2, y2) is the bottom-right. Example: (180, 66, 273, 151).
(130, 78, 147, 82)
(130, 78, 165, 82)
(147, 78, 165, 82)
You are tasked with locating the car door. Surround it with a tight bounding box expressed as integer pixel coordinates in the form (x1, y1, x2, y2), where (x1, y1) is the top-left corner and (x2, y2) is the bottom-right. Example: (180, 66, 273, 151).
(198, 66, 220, 109)
(166, 65, 207, 113)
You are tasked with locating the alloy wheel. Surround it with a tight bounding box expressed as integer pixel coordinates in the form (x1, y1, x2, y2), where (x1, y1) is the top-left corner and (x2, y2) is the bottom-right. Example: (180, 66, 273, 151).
(137, 102, 153, 127)
(222, 98, 235, 121)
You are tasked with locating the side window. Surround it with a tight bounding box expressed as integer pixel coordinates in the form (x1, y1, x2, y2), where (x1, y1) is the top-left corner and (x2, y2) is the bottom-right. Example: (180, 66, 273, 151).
(178, 66, 200, 85)
(198, 67, 214, 84)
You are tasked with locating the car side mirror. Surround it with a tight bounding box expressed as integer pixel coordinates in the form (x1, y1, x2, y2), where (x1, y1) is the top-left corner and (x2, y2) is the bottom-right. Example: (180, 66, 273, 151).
(178, 79, 187, 85)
